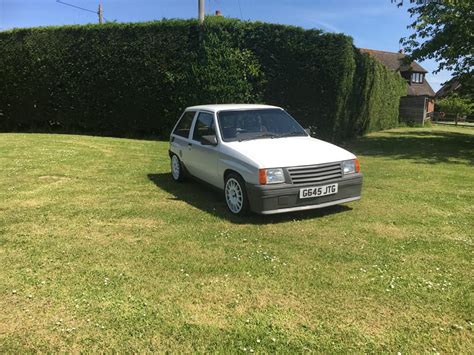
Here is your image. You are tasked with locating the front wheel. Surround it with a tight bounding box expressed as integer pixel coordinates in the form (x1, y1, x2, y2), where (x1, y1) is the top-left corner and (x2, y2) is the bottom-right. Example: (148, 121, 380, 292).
(170, 154, 185, 182)
(224, 173, 250, 215)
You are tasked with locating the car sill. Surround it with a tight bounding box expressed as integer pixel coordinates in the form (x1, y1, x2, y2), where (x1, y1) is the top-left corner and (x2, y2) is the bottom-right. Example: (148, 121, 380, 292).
(259, 196, 361, 215)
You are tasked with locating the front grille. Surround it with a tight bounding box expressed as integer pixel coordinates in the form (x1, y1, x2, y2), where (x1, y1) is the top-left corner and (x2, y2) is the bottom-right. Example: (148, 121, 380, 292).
(288, 162, 342, 185)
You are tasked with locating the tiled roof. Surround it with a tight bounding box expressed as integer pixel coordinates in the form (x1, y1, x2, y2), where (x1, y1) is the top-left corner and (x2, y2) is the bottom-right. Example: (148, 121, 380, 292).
(360, 48, 428, 73)
(360, 48, 435, 97)
(407, 82, 436, 97)
(435, 78, 462, 98)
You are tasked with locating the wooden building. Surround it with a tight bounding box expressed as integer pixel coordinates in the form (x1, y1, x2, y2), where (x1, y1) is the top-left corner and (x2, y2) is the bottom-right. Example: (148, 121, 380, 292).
(360, 48, 435, 125)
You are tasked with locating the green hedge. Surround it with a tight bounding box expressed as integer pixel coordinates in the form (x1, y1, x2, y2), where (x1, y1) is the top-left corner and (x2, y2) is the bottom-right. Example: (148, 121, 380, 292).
(0, 18, 406, 140)
(347, 50, 408, 137)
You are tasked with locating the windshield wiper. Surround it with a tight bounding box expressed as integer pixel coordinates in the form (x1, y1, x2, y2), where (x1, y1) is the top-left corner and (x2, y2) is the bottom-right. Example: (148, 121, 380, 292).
(277, 131, 308, 138)
(238, 133, 279, 142)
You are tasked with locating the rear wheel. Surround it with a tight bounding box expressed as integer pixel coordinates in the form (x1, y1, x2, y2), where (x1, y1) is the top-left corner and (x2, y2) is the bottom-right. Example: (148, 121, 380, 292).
(224, 173, 250, 215)
(170, 154, 185, 182)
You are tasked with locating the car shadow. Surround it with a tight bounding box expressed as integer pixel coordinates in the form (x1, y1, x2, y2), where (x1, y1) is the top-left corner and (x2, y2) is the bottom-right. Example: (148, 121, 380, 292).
(147, 173, 352, 225)
(344, 129, 474, 165)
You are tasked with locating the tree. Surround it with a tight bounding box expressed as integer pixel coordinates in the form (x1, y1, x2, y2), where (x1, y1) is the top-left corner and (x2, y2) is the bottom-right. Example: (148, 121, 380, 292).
(436, 94, 474, 125)
(393, 0, 473, 82)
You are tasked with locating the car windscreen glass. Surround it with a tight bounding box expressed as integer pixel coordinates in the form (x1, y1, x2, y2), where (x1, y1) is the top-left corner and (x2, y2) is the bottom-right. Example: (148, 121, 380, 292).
(217, 109, 307, 142)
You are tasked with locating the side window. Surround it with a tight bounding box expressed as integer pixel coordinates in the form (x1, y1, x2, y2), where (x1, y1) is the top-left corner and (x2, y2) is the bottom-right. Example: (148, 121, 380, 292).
(192, 112, 216, 142)
(173, 111, 195, 138)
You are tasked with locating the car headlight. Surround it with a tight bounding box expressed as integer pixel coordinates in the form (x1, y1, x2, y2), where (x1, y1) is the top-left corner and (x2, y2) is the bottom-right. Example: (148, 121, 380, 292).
(259, 168, 285, 184)
(342, 159, 360, 175)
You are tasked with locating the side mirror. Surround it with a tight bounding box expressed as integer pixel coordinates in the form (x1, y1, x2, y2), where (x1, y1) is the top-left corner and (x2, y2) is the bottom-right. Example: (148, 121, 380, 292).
(200, 134, 218, 146)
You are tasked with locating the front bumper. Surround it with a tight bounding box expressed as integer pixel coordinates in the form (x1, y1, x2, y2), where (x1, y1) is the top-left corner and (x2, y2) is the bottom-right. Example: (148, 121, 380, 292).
(246, 173, 363, 215)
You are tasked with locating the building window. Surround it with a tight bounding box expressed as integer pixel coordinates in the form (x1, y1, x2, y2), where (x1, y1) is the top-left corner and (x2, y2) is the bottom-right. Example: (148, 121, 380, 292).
(411, 72, 424, 84)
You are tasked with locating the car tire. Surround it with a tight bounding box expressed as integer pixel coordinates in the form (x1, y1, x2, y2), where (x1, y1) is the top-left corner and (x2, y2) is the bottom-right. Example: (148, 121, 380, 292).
(224, 173, 250, 215)
(170, 154, 185, 182)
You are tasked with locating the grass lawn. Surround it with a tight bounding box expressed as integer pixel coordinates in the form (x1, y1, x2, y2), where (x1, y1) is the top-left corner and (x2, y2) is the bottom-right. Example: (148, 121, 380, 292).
(0, 126, 472, 352)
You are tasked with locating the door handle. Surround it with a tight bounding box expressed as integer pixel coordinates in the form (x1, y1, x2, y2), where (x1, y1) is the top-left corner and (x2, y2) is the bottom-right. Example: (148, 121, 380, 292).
(188, 143, 192, 149)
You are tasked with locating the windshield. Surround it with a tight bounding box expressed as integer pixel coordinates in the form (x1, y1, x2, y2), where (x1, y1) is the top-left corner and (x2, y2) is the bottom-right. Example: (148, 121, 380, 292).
(217, 109, 307, 142)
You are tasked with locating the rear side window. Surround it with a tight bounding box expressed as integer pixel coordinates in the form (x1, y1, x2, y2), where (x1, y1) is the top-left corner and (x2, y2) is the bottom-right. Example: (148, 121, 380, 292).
(173, 111, 195, 138)
(192, 112, 215, 142)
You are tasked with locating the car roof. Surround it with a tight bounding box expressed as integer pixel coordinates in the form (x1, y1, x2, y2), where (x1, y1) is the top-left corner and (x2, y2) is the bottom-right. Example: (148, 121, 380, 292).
(185, 104, 282, 113)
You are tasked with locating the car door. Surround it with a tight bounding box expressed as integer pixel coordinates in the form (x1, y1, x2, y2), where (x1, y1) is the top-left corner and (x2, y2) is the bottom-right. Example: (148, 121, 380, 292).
(186, 111, 220, 187)
(170, 110, 197, 168)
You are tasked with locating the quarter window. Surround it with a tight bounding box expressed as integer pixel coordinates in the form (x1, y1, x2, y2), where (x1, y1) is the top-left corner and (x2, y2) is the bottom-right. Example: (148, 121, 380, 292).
(192, 112, 216, 142)
(173, 111, 195, 138)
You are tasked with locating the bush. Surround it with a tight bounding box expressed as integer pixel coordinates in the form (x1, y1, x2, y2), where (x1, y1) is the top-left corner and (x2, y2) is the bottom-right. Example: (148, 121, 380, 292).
(437, 94, 474, 118)
(0, 18, 406, 140)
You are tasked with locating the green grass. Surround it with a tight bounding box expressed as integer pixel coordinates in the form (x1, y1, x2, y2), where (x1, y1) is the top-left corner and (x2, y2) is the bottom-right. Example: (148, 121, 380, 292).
(0, 126, 472, 352)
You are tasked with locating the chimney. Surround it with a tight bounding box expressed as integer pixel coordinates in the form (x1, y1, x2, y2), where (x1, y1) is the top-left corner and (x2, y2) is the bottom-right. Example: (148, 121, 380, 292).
(215, 10, 222, 16)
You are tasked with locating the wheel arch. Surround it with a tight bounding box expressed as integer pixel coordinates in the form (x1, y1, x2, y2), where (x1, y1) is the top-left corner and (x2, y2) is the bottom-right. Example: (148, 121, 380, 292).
(170, 152, 189, 179)
(223, 169, 250, 215)
(224, 169, 244, 183)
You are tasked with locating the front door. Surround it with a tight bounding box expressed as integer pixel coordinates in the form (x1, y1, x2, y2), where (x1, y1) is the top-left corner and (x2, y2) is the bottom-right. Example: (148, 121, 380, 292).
(186, 111, 220, 187)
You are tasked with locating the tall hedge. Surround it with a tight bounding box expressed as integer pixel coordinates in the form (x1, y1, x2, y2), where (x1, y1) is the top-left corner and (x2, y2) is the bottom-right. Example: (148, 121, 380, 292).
(0, 18, 406, 140)
(347, 50, 407, 137)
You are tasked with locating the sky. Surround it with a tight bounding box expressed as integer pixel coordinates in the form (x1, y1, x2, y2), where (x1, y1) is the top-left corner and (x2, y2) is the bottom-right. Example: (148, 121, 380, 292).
(0, 0, 452, 91)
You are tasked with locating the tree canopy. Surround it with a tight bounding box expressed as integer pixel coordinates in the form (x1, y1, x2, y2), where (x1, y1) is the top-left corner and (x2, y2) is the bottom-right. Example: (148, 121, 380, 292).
(437, 94, 474, 119)
(393, 0, 473, 82)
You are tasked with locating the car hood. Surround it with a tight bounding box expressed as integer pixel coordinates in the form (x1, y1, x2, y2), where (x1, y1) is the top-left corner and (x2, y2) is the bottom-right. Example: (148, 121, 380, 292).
(225, 136, 356, 168)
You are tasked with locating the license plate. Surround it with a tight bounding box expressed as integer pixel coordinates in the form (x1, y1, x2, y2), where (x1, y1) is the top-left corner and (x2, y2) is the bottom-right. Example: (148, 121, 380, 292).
(299, 183, 338, 199)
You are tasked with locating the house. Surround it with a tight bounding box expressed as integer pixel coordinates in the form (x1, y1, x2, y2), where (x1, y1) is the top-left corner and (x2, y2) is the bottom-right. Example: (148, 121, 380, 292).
(360, 48, 435, 125)
(436, 78, 462, 99)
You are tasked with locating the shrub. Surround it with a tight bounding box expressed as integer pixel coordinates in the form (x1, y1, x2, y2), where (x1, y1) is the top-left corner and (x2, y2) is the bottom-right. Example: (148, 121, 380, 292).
(437, 95, 474, 119)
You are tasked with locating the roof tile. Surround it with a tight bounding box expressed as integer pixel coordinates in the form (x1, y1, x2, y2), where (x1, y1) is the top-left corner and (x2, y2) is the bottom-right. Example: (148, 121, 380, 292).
(360, 48, 428, 73)
(360, 48, 434, 97)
